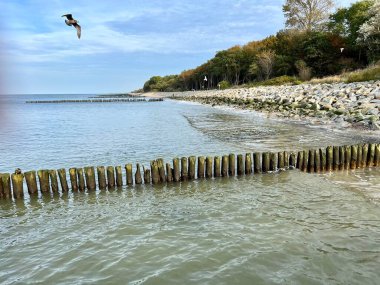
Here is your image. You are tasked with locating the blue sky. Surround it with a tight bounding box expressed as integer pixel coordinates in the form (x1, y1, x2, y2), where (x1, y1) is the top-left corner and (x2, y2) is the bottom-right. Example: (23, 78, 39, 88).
(1, 0, 354, 94)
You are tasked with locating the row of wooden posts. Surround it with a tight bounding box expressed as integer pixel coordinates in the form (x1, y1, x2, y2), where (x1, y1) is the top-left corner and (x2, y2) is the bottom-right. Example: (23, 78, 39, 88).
(0, 143, 379, 200)
(25, 98, 164, 104)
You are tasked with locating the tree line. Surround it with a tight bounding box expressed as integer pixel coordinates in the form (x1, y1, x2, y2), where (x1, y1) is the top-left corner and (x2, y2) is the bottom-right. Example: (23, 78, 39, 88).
(143, 0, 380, 92)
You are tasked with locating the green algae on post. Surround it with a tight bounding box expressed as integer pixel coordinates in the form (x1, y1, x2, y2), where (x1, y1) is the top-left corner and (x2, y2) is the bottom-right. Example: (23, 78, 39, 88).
(11, 173, 24, 199)
(69, 168, 79, 191)
(24, 171, 38, 195)
(198, 156, 205, 179)
(97, 166, 107, 190)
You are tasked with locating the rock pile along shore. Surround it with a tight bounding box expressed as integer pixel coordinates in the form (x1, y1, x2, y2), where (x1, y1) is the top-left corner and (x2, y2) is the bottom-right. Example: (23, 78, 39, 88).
(155, 81, 380, 130)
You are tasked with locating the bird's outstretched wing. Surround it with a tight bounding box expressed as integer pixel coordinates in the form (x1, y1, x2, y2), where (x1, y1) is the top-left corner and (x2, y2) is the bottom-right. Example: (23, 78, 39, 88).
(73, 23, 81, 39)
(62, 14, 73, 20)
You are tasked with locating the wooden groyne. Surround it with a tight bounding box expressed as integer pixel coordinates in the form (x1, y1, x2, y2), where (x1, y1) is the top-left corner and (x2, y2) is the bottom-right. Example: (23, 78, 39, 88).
(0, 143, 379, 201)
(25, 98, 163, 104)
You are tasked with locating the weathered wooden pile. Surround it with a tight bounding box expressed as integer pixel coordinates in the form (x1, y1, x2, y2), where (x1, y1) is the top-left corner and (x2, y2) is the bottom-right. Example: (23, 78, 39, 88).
(0, 143, 379, 201)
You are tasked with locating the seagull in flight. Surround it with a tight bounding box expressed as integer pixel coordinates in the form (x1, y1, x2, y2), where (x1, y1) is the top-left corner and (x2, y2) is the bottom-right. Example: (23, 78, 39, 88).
(62, 14, 81, 39)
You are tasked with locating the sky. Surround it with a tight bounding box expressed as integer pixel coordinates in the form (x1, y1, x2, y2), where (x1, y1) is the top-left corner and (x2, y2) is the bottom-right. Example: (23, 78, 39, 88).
(0, 0, 355, 94)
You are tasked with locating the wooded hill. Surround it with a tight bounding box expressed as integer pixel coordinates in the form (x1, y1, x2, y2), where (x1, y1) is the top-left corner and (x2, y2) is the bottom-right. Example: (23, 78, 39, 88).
(142, 0, 379, 92)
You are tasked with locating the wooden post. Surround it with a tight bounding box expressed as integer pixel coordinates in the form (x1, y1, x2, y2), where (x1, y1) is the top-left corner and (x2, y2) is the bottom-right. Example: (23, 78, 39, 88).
(333, 146, 340, 171)
(97, 166, 107, 190)
(307, 150, 314, 173)
(245, 153, 252, 175)
(1, 174, 12, 199)
(302, 150, 308, 172)
(188, 156, 196, 180)
(284, 151, 289, 169)
(57, 168, 69, 193)
(339, 146, 345, 170)
(289, 152, 296, 169)
(222, 155, 228, 177)
(253, 152, 262, 174)
(206, 156, 213, 178)
(135, 163, 143, 184)
(296, 151, 303, 170)
(262, 152, 270, 173)
(237, 154, 244, 176)
(357, 144, 362, 169)
(151, 160, 160, 184)
(318, 148, 326, 172)
(69, 168, 78, 191)
(374, 144, 380, 167)
(367, 144, 375, 167)
(362, 144, 368, 168)
(166, 163, 173, 182)
(228, 154, 235, 176)
(270, 152, 277, 171)
(214, 156, 221, 177)
(198, 156, 205, 178)
(49, 170, 59, 193)
(181, 157, 188, 181)
(344, 145, 351, 170)
(84, 167, 96, 191)
(350, 145, 358, 169)
(278, 152, 285, 170)
(125, 164, 133, 185)
(143, 166, 151, 184)
(157, 159, 166, 183)
(173, 158, 180, 182)
(11, 172, 24, 199)
(77, 168, 85, 191)
(24, 171, 38, 195)
(106, 166, 115, 189)
(326, 146, 333, 172)
(37, 170, 50, 193)
(115, 166, 123, 187)
(313, 150, 320, 173)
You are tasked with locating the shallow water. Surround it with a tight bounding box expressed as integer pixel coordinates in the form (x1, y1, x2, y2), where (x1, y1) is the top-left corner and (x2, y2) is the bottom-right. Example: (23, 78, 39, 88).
(0, 95, 379, 284)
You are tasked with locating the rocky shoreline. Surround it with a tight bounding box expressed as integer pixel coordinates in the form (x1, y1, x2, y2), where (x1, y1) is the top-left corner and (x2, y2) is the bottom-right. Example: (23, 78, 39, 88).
(146, 81, 380, 131)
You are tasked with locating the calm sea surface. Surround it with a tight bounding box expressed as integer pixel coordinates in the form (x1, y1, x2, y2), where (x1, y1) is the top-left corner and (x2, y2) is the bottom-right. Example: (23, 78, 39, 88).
(0, 94, 379, 284)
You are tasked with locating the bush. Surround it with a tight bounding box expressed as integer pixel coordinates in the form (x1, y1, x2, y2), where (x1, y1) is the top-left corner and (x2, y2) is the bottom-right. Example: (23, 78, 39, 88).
(346, 63, 380, 83)
(248, 75, 301, 87)
(218, 80, 231, 90)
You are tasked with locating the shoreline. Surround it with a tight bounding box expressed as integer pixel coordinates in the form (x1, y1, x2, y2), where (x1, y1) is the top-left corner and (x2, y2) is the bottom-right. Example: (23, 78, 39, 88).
(141, 81, 380, 132)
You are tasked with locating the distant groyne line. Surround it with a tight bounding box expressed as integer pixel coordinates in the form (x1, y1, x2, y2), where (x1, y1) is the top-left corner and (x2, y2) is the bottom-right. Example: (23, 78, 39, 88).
(0, 143, 379, 201)
(25, 98, 163, 104)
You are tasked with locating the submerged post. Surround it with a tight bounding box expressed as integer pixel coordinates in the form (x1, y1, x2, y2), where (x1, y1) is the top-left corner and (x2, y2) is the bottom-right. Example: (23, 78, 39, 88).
(289, 152, 296, 169)
(198, 156, 205, 179)
(308, 150, 315, 173)
(37, 170, 50, 193)
(278, 152, 285, 170)
(254, 152, 262, 174)
(24, 171, 38, 196)
(245, 153, 252, 175)
(151, 160, 160, 184)
(228, 154, 235, 176)
(57, 168, 69, 193)
(84, 167, 96, 191)
(237, 154, 244, 176)
(97, 166, 107, 190)
(188, 156, 196, 180)
(69, 168, 78, 191)
(106, 166, 115, 189)
(135, 163, 143, 184)
(157, 159, 166, 183)
(344, 145, 351, 170)
(222, 155, 228, 177)
(362, 144, 368, 168)
(326, 146, 333, 172)
(269, 152, 277, 172)
(206, 156, 213, 178)
(262, 152, 270, 173)
(0, 174, 4, 199)
(11, 172, 24, 199)
(296, 151, 303, 170)
(339, 146, 345, 170)
(173, 158, 180, 182)
(1, 174, 12, 199)
(367, 144, 375, 167)
(116, 166, 123, 187)
(143, 166, 151, 184)
(357, 144, 362, 169)
(49, 170, 59, 193)
(314, 149, 321, 172)
(125, 164, 133, 185)
(77, 168, 86, 191)
(350, 145, 358, 169)
(166, 163, 173, 182)
(320, 148, 326, 172)
(374, 144, 380, 167)
(181, 157, 188, 181)
(214, 156, 221, 177)
(333, 146, 340, 171)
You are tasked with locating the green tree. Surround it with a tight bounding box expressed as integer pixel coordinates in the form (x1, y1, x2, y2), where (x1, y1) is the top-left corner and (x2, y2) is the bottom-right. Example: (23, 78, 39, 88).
(283, 0, 335, 31)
